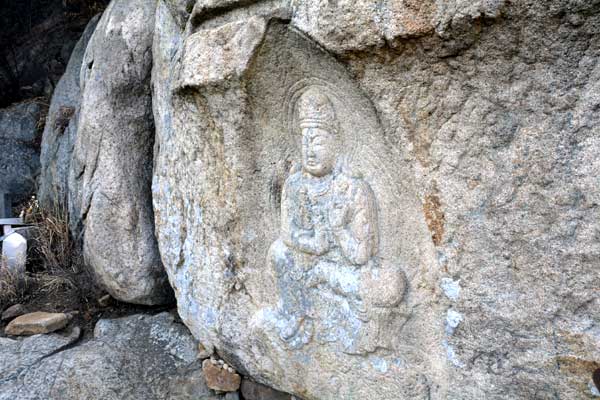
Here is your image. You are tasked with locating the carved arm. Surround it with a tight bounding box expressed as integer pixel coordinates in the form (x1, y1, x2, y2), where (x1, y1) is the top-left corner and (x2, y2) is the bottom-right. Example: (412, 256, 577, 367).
(280, 179, 329, 255)
(331, 180, 378, 265)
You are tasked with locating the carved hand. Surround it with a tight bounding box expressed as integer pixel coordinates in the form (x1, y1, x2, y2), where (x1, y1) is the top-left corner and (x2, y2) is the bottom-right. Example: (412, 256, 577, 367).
(329, 199, 350, 230)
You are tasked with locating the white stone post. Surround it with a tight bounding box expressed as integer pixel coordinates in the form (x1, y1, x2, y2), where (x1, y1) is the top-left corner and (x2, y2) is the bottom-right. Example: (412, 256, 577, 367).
(2, 223, 27, 277)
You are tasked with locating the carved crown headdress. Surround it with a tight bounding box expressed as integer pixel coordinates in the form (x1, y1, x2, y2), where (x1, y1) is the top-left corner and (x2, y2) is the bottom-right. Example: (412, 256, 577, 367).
(296, 87, 338, 133)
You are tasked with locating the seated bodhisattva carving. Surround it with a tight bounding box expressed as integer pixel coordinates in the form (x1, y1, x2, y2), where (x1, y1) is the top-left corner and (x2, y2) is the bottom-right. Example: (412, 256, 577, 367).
(268, 87, 381, 350)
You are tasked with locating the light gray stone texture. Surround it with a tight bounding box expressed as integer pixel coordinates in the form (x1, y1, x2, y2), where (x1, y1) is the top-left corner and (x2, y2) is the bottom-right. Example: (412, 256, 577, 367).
(164, 0, 196, 28)
(290, 0, 506, 54)
(0, 102, 42, 203)
(68, 0, 172, 304)
(0, 325, 82, 388)
(38, 15, 100, 210)
(0, 312, 226, 400)
(151, 0, 600, 399)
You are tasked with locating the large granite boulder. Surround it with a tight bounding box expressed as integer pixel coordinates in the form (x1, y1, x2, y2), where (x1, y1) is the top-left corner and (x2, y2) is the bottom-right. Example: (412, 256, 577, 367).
(38, 15, 100, 210)
(152, 1, 600, 399)
(68, 0, 172, 304)
(0, 102, 42, 204)
(0, 312, 226, 400)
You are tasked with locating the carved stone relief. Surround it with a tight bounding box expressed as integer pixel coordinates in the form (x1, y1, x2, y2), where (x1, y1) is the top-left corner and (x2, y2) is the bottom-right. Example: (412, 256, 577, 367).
(156, 14, 442, 399)
(268, 84, 396, 353)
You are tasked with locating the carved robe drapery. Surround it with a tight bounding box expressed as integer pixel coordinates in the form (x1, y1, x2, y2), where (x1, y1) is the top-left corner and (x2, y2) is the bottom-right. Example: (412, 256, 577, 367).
(269, 164, 380, 350)
(280, 168, 379, 269)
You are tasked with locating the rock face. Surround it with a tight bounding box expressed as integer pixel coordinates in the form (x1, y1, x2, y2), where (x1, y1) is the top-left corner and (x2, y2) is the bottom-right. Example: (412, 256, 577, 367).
(0, 312, 227, 400)
(38, 15, 100, 209)
(0, 102, 42, 203)
(68, 0, 172, 305)
(241, 379, 291, 400)
(151, 1, 600, 399)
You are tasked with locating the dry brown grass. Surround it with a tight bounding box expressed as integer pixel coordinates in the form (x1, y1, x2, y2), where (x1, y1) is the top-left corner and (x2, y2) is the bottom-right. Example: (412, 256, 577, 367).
(0, 256, 29, 311)
(22, 197, 90, 297)
(23, 197, 75, 274)
(2, 196, 167, 331)
(0, 197, 100, 313)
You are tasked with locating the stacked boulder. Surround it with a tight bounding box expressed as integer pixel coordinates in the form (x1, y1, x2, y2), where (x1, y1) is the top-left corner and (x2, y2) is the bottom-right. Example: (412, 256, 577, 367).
(36, 0, 600, 399)
(40, 0, 172, 305)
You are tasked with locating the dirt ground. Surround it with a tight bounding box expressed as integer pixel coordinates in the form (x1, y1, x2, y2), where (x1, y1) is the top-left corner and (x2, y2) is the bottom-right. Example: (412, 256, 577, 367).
(0, 269, 176, 339)
(1, 199, 176, 338)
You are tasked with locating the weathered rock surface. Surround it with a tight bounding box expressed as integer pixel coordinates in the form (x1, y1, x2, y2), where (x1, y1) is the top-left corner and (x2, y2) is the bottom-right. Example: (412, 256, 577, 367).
(38, 15, 100, 209)
(1, 304, 27, 321)
(241, 379, 291, 400)
(0, 312, 228, 400)
(291, 0, 509, 54)
(151, 0, 600, 399)
(68, 0, 172, 304)
(0, 102, 40, 143)
(0, 325, 82, 387)
(0, 102, 42, 203)
(5, 312, 70, 336)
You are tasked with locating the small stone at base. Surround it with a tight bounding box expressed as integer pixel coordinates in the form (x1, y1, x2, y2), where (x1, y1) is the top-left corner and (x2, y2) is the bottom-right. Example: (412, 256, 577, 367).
(202, 359, 241, 392)
(1, 304, 26, 321)
(5, 311, 70, 336)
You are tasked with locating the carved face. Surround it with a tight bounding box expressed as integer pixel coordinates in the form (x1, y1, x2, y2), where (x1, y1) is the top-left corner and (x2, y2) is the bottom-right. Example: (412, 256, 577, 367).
(301, 127, 337, 177)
